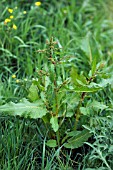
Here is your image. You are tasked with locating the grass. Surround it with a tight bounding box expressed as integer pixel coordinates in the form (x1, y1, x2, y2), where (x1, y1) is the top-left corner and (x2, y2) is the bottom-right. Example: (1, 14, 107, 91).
(0, 0, 113, 169)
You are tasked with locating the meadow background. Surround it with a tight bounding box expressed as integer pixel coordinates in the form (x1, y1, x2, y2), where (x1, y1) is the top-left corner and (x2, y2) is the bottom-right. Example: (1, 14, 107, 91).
(0, 0, 113, 169)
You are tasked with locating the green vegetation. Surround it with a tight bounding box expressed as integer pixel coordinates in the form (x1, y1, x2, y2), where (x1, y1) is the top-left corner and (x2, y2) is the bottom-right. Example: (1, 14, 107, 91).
(0, 0, 113, 169)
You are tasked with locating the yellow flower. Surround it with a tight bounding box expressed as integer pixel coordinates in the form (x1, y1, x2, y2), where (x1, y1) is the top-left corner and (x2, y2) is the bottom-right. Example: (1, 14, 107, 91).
(35, 1, 41, 6)
(16, 79, 20, 83)
(10, 15, 14, 19)
(23, 11, 27, 14)
(8, 8, 13, 13)
(12, 74, 16, 78)
(13, 24, 17, 30)
(4, 18, 11, 23)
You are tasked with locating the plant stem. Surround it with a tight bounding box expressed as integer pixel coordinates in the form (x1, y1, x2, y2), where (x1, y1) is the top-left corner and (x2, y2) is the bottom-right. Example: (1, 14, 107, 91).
(74, 71, 97, 130)
(74, 92, 86, 130)
(56, 130, 60, 147)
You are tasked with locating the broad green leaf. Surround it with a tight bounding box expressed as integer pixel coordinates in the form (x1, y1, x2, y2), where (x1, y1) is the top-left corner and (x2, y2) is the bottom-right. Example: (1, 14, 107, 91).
(42, 113, 50, 123)
(91, 55, 97, 75)
(50, 116, 59, 132)
(40, 91, 46, 102)
(90, 37, 101, 75)
(65, 111, 74, 117)
(80, 107, 89, 115)
(76, 79, 87, 86)
(80, 35, 102, 76)
(64, 129, 92, 149)
(70, 67, 78, 86)
(0, 98, 47, 119)
(99, 76, 113, 88)
(80, 36, 92, 63)
(70, 67, 87, 86)
(46, 139, 57, 147)
(62, 130, 81, 144)
(62, 92, 80, 117)
(45, 76, 50, 90)
(74, 85, 101, 92)
(80, 100, 108, 116)
(28, 84, 39, 101)
(88, 100, 108, 112)
(70, 68, 102, 92)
